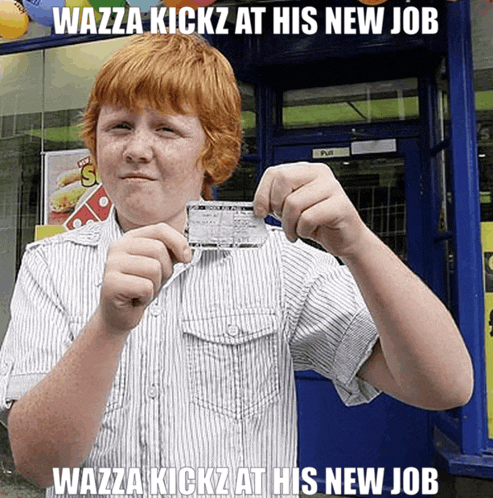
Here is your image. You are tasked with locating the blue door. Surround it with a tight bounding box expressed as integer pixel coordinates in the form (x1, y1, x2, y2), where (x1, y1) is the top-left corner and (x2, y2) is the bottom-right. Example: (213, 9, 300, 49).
(273, 139, 434, 497)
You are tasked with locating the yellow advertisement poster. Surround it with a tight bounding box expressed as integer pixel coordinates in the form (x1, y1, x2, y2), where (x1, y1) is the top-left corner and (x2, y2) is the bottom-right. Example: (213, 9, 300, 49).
(35, 149, 112, 241)
(482, 222, 493, 438)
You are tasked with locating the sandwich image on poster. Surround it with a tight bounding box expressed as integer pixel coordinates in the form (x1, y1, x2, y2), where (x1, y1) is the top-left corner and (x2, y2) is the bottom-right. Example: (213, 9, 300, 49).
(43, 149, 112, 228)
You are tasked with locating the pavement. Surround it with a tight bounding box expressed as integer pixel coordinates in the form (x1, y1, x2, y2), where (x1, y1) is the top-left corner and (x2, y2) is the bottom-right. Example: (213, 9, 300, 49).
(0, 473, 44, 498)
(0, 424, 44, 497)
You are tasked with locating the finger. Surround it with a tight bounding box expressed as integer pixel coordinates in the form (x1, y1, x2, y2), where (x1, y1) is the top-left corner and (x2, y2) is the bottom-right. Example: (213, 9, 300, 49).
(113, 237, 173, 283)
(253, 167, 276, 218)
(103, 272, 156, 309)
(269, 172, 298, 219)
(107, 254, 169, 297)
(281, 181, 335, 242)
(126, 223, 191, 264)
(295, 197, 345, 240)
(254, 163, 306, 217)
(254, 163, 321, 219)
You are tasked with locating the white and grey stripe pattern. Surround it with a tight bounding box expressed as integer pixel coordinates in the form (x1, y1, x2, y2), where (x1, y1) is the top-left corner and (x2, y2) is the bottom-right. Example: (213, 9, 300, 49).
(0, 213, 379, 497)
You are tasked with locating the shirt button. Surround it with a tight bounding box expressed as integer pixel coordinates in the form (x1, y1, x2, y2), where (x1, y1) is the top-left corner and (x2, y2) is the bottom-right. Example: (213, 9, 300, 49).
(148, 385, 158, 399)
(227, 324, 239, 336)
(149, 303, 162, 316)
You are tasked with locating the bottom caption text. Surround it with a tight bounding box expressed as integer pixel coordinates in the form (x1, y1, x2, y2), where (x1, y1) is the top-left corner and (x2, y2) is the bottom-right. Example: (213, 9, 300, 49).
(52, 466, 439, 495)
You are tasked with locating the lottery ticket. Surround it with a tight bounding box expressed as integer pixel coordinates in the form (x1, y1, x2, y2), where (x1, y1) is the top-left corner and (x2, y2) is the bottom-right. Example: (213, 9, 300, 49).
(185, 200, 268, 250)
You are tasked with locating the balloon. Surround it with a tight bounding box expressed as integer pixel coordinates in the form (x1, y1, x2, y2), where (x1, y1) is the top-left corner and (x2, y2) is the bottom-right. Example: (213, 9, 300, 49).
(64, 0, 102, 24)
(190, 0, 216, 6)
(357, 0, 388, 4)
(24, 0, 65, 26)
(127, 0, 156, 14)
(162, 0, 199, 10)
(162, 0, 217, 10)
(87, 0, 125, 10)
(0, 0, 28, 38)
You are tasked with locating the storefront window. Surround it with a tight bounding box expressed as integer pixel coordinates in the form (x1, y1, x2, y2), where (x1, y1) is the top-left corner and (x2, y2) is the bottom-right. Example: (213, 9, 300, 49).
(240, 81, 256, 155)
(43, 37, 132, 153)
(0, 50, 43, 340)
(282, 78, 419, 129)
(216, 82, 257, 201)
(477, 109, 493, 221)
(475, 71, 493, 222)
(471, 0, 493, 222)
(215, 160, 257, 202)
(327, 157, 406, 261)
(436, 59, 450, 142)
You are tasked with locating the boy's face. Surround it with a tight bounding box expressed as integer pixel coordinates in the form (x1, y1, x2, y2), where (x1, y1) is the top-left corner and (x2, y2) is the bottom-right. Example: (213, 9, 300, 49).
(96, 104, 206, 233)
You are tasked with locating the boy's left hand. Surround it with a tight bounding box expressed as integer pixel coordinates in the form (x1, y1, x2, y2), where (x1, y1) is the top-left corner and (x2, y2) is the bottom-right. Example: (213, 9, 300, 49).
(253, 162, 369, 258)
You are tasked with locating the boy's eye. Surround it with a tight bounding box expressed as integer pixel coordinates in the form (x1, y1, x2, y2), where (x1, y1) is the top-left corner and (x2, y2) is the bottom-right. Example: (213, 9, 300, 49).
(157, 125, 174, 133)
(114, 122, 132, 130)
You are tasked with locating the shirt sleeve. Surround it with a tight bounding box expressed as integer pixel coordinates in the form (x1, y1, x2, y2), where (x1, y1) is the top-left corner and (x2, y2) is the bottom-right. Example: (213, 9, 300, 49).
(281, 236, 380, 406)
(0, 244, 72, 415)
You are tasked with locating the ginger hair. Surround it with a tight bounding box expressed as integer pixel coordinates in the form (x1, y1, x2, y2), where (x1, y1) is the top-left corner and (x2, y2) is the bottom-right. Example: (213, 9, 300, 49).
(80, 33, 242, 198)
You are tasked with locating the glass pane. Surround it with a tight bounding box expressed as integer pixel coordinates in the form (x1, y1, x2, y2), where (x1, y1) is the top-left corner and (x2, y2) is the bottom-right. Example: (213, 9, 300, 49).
(433, 61, 449, 232)
(0, 50, 43, 342)
(240, 81, 256, 155)
(43, 37, 132, 152)
(478, 140, 493, 222)
(283, 79, 419, 129)
(215, 161, 257, 202)
(433, 149, 449, 233)
(326, 157, 406, 261)
(0, 21, 51, 45)
(440, 90, 450, 141)
(436, 59, 449, 143)
(475, 69, 493, 222)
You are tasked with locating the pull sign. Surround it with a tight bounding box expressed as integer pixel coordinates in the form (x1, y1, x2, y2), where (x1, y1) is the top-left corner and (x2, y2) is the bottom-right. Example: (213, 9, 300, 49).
(312, 147, 350, 159)
(351, 139, 397, 155)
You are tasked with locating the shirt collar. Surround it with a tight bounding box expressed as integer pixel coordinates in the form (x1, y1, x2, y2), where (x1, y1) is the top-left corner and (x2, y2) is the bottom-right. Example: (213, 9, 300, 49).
(99, 207, 124, 250)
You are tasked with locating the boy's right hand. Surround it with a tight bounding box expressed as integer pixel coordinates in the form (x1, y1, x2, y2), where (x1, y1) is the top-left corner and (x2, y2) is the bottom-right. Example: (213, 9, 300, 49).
(97, 223, 191, 334)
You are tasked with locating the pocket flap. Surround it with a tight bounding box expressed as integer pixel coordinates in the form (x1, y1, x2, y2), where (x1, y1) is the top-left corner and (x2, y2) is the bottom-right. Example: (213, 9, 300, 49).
(182, 310, 279, 345)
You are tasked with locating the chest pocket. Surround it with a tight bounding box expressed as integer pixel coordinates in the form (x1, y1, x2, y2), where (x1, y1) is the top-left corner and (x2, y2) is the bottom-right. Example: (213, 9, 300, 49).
(182, 310, 280, 421)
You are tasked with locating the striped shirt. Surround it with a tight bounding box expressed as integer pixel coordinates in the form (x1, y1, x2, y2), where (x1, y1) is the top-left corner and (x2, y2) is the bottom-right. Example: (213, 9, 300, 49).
(0, 212, 379, 497)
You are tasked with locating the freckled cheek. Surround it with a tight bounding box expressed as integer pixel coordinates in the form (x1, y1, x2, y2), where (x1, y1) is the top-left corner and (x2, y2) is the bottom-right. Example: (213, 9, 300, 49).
(95, 158, 113, 183)
(97, 144, 122, 178)
(179, 159, 204, 185)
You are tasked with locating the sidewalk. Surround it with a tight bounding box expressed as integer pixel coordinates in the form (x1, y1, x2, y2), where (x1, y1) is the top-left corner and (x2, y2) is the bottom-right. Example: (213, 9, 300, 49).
(0, 424, 44, 497)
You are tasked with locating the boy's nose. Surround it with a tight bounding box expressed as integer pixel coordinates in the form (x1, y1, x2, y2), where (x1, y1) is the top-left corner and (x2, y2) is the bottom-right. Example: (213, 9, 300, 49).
(124, 131, 153, 163)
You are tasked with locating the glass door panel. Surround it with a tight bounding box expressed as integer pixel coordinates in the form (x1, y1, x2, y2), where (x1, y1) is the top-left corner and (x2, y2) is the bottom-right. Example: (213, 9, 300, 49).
(321, 156, 406, 261)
